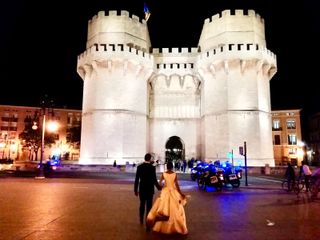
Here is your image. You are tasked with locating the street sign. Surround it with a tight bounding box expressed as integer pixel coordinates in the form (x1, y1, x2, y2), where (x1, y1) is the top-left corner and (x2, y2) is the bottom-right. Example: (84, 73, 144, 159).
(239, 146, 244, 155)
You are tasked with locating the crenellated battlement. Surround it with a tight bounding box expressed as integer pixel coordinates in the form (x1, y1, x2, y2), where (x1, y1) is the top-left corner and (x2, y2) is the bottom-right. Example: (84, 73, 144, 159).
(155, 63, 194, 70)
(78, 43, 153, 62)
(151, 47, 199, 54)
(197, 43, 276, 64)
(89, 10, 146, 24)
(204, 9, 263, 24)
(199, 9, 266, 51)
(151, 47, 198, 71)
(86, 10, 150, 51)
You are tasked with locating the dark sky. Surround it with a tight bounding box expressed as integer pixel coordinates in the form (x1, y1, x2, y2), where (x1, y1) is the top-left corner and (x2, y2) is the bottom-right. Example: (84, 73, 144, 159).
(1, 0, 319, 132)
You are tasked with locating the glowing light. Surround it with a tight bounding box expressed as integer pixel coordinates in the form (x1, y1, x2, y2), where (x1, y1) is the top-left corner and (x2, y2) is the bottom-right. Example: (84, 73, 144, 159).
(297, 141, 305, 147)
(51, 148, 62, 156)
(297, 148, 304, 158)
(32, 122, 38, 130)
(10, 143, 16, 151)
(46, 121, 59, 132)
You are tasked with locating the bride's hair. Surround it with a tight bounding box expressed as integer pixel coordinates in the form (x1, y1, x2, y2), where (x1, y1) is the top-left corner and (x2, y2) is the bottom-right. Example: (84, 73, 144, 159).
(167, 161, 173, 170)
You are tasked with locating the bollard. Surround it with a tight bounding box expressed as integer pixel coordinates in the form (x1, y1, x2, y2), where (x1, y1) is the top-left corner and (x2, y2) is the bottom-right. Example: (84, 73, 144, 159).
(265, 164, 271, 175)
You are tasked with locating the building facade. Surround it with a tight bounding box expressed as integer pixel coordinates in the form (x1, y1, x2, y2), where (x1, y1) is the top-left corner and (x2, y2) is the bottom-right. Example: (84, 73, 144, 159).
(0, 105, 81, 162)
(308, 112, 320, 165)
(77, 9, 277, 166)
(271, 109, 303, 166)
(1, 104, 305, 166)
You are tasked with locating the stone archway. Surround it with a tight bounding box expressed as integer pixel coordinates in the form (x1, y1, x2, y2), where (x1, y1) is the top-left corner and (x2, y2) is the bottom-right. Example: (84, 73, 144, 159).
(165, 136, 185, 163)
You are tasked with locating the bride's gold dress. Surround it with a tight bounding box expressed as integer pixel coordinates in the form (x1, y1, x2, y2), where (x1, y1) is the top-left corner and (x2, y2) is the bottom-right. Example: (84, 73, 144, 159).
(146, 172, 188, 235)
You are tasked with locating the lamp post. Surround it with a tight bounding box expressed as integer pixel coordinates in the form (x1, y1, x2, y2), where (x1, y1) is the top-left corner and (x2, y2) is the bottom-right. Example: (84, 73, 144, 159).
(34, 96, 56, 179)
(36, 113, 46, 179)
(1, 134, 7, 159)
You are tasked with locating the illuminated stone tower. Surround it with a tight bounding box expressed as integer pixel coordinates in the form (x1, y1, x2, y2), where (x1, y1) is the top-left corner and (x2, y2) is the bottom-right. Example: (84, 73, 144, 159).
(77, 9, 277, 166)
(77, 11, 153, 164)
(196, 9, 277, 166)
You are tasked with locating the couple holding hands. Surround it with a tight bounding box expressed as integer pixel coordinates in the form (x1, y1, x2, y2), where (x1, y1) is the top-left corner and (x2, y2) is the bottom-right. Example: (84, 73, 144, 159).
(134, 153, 189, 235)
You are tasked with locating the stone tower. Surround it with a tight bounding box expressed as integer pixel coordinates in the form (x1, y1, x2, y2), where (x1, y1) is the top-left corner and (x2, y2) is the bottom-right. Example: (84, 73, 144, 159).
(77, 9, 277, 166)
(196, 9, 277, 166)
(77, 11, 154, 164)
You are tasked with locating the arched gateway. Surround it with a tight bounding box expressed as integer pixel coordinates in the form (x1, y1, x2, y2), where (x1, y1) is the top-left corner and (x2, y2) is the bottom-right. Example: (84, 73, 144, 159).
(165, 136, 185, 163)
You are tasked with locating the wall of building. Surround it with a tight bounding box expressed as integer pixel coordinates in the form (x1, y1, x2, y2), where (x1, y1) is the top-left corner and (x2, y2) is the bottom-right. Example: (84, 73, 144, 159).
(271, 109, 303, 165)
(197, 45, 276, 166)
(308, 112, 320, 165)
(0, 105, 81, 162)
(149, 118, 201, 161)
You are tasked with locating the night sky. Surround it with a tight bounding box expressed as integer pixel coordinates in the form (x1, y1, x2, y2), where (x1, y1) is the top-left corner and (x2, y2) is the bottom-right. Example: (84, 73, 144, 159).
(1, 0, 319, 137)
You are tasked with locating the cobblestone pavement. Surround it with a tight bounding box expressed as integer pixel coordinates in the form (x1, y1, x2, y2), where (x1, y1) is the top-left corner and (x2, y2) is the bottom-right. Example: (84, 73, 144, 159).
(0, 173, 319, 240)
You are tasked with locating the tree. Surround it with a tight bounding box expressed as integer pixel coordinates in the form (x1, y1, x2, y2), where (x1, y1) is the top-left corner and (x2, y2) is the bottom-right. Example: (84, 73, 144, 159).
(19, 112, 56, 161)
(67, 126, 81, 145)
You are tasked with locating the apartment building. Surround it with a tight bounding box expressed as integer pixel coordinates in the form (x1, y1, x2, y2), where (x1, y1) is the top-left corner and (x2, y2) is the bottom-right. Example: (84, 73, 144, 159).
(0, 105, 81, 161)
(308, 112, 320, 165)
(271, 109, 303, 166)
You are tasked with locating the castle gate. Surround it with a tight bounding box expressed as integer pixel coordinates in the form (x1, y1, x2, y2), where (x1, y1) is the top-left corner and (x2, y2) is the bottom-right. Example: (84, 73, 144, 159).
(165, 136, 185, 163)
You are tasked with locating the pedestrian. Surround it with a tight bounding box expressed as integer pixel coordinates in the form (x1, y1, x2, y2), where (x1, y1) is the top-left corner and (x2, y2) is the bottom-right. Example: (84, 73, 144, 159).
(301, 161, 312, 192)
(183, 159, 187, 173)
(134, 153, 162, 230)
(311, 167, 320, 199)
(284, 162, 295, 191)
(113, 160, 117, 167)
(146, 161, 188, 235)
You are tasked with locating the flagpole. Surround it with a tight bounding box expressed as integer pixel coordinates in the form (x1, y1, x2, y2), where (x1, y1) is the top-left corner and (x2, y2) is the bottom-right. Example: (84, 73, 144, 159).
(144, 2, 151, 22)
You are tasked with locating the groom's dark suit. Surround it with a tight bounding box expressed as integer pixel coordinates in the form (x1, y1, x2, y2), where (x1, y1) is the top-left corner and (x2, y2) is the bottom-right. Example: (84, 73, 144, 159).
(134, 160, 161, 225)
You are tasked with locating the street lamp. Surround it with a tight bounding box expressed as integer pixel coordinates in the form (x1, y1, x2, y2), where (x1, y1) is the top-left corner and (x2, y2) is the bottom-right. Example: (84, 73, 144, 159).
(33, 96, 57, 179)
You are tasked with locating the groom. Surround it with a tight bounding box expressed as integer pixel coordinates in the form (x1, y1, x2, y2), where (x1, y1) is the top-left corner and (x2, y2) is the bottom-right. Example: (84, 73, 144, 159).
(134, 153, 162, 227)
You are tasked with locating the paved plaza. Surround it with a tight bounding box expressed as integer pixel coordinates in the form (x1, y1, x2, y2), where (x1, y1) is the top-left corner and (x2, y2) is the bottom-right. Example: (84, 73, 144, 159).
(0, 173, 320, 240)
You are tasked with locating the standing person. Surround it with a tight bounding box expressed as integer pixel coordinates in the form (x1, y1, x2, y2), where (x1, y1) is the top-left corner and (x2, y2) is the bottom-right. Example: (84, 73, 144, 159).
(284, 162, 295, 191)
(146, 161, 188, 235)
(134, 153, 162, 229)
(182, 159, 187, 173)
(302, 161, 312, 192)
(311, 167, 320, 199)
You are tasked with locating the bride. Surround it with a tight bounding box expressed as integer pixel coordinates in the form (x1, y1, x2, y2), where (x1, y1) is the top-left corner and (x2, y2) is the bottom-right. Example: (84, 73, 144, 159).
(146, 161, 188, 235)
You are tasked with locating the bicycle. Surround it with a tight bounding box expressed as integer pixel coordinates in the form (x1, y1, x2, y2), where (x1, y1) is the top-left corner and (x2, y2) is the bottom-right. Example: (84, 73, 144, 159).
(281, 179, 294, 192)
(281, 177, 304, 194)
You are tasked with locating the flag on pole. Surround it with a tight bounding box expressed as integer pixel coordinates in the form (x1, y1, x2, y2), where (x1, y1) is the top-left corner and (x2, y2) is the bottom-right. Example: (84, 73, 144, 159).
(144, 2, 151, 22)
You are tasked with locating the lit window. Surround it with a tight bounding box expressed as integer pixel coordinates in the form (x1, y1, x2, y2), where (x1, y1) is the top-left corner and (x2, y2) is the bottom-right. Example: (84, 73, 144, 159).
(67, 116, 72, 125)
(273, 119, 281, 129)
(287, 120, 296, 129)
(288, 134, 297, 145)
(288, 148, 296, 154)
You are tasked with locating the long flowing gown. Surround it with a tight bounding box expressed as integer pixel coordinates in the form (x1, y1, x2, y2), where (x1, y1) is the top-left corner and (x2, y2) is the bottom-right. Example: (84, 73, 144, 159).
(146, 172, 188, 235)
